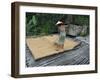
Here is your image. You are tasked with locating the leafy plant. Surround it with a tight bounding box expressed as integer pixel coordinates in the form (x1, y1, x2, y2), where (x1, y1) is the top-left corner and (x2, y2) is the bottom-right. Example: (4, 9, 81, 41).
(26, 13, 89, 37)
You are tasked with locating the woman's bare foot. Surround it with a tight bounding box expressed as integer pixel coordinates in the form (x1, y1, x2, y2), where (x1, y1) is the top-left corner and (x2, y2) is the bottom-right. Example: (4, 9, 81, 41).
(56, 45, 64, 51)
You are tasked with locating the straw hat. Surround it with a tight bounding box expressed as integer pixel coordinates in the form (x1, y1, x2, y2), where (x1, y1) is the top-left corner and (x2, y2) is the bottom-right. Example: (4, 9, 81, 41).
(56, 21, 64, 25)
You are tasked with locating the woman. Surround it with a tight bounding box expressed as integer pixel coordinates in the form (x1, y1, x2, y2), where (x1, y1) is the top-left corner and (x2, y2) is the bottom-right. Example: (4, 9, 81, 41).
(55, 21, 66, 50)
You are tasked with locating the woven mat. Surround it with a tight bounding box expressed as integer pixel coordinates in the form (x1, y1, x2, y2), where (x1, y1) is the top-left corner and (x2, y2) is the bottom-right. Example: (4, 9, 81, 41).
(26, 35, 80, 60)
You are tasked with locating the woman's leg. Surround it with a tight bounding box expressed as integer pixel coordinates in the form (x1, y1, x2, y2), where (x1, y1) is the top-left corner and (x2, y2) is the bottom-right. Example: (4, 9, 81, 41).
(60, 44, 64, 49)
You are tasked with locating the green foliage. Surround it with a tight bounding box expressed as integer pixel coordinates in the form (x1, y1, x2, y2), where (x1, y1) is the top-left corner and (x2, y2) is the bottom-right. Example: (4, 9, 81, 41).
(72, 15, 89, 26)
(32, 16, 37, 25)
(26, 13, 89, 36)
(26, 13, 62, 36)
(80, 31, 87, 36)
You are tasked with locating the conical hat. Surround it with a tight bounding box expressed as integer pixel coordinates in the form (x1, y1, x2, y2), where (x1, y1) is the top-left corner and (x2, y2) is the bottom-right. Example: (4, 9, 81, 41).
(56, 21, 63, 25)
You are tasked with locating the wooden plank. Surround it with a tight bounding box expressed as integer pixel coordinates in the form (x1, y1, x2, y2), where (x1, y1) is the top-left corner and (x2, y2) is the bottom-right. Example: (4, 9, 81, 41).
(26, 35, 80, 60)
